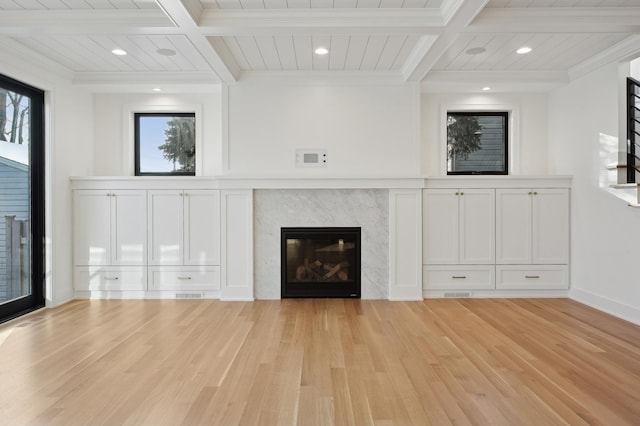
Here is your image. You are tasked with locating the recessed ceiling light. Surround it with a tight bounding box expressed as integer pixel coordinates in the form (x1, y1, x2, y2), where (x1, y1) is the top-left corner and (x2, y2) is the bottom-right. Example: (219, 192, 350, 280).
(152, 88, 162, 92)
(482, 87, 491, 91)
(111, 48, 127, 56)
(314, 47, 329, 55)
(516, 46, 532, 55)
(156, 48, 176, 57)
(466, 47, 486, 55)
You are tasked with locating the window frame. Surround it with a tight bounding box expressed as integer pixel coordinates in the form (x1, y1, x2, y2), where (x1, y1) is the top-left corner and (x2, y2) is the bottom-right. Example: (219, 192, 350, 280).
(446, 111, 509, 176)
(440, 104, 519, 176)
(124, 104, 202, 177)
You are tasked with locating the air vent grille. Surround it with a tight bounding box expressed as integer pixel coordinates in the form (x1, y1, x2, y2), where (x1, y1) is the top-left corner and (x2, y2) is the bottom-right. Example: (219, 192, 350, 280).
(175, 292, 204, 299)
(444, 292, 471, 298)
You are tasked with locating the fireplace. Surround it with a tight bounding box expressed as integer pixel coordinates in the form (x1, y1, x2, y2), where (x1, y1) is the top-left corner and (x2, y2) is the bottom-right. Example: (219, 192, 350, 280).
(281, 227, 361, 298)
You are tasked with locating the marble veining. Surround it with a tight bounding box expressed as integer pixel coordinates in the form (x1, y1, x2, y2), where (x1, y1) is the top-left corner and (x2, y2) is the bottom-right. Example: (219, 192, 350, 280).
(254, 189, 389, 299)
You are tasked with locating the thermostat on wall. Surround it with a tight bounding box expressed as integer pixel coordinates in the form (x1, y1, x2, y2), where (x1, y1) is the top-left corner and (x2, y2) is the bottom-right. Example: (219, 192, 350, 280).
(296, 149, 327, 168)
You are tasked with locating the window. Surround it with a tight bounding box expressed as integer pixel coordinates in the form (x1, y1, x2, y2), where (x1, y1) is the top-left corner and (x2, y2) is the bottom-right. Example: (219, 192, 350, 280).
(447, 111, 508, 175)
(0, 73, 45, 323)
(135, 112, 196, 176)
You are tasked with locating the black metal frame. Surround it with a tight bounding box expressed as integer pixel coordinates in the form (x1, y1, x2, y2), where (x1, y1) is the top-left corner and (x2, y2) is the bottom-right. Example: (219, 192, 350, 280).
(447, 111, 509, 175)
(134, 112, 196, 176)
(627, 77, 640, 184)
(0, 73, 45, 323)
(281, 227, 361, 299)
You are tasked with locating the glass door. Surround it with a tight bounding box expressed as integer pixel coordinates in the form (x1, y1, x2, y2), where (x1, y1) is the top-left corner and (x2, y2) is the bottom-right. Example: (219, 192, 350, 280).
(0, 73, 44, 323)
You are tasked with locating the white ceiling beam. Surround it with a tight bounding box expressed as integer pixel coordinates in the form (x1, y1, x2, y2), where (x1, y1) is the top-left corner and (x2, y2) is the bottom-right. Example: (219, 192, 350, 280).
(0, 9, 175, 35)
(467, 7, 640, 34)
(197, 9, 445, 36)
(155, 0, 238, 83)
(403, 0, 489, 82)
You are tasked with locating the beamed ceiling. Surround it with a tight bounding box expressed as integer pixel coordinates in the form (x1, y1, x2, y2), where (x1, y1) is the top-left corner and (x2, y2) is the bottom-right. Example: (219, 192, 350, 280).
(0, 0, 639, 92)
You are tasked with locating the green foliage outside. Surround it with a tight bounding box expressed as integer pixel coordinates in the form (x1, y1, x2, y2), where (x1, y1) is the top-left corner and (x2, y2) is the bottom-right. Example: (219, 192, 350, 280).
(447, 114, 483, 160)
(159, 116, 195, 173)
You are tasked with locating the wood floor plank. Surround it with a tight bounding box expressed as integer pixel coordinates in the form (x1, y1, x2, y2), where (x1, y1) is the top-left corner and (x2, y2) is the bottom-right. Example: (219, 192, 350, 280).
(1, 298, 640, 425)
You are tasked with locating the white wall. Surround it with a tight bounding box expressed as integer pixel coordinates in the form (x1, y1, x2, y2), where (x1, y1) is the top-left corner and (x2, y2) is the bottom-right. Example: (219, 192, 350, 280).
(225, 81, 420, 177)
(549, 61, 640, 325)
(50, 86, 94, 305)
(421, 92, 549, 176)
(93, 91, 222, 176)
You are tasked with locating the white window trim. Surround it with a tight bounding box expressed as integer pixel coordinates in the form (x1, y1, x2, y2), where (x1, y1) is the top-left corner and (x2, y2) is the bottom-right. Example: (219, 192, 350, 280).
(440, 104, 520, 175)
(123, 104, 203, 176)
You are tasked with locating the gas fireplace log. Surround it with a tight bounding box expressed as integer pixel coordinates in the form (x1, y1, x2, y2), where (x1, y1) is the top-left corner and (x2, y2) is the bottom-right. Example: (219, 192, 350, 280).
(338, 270, 348, 281)
(295, 265, 307, 280)
(324, 261, 350, 279)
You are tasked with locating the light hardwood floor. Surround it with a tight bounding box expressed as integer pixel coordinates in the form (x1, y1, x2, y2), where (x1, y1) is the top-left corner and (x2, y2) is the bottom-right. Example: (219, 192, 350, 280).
(1, 298, 640, 425)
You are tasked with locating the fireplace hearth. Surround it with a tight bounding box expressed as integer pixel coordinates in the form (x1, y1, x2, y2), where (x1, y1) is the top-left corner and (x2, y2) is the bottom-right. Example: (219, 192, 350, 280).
(281, 227, 361, 298)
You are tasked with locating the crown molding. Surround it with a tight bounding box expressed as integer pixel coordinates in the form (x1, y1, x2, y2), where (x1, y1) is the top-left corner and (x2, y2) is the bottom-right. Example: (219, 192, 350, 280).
(569, 35, 640, 81)
(235, 70, 410, 86)
(421, 70, 568, 93)
(72, 71, 220, 92)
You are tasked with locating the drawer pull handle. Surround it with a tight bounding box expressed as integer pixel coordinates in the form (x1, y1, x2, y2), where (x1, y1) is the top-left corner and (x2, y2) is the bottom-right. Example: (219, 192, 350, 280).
(105, 277, 119, 280)
(525, 275, 540, 279)
(178, 276, 192, 280)
(452, 276, 466, 279)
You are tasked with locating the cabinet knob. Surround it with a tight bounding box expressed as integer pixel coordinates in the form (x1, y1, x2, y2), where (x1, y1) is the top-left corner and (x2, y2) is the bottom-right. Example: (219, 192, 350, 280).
(459, 192, 464, 196)
(533, 192, 538, 195)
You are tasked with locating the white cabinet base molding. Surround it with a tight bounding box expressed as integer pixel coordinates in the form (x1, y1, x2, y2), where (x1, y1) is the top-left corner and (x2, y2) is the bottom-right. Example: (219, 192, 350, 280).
(423, 176, 571, 297)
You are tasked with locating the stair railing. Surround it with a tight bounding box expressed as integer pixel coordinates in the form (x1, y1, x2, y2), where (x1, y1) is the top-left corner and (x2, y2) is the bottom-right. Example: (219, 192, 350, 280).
(627, 77, 640, 183)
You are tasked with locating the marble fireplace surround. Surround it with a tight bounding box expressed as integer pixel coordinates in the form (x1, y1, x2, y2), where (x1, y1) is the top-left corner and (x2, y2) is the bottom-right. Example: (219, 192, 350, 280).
(254, 189, 389, 299)
(218, 175, 425, 301)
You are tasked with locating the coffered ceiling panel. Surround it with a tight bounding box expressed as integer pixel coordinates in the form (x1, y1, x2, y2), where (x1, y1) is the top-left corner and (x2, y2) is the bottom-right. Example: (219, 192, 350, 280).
(0, 0, 638, 90)
(10, 34, 210, 72)
(433, 32, 630, 71)
(218, 34, 420, 71)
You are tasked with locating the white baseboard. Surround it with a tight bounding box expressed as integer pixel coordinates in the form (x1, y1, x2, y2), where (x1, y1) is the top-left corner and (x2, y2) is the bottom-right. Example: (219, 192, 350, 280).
(74, 290, 222, 300)
(423, 289, 569, 299)
(569, 287, 640, 326)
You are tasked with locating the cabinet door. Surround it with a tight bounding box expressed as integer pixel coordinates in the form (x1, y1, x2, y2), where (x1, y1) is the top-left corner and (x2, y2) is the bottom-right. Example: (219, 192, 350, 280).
(73, 190, 111, 266)
(423, 189, 458, 264)
(112, 190, 146, 265)
(532, 188, 569, 264)
(148, 190, 184, 265)
(184, 190, 220, 265)
(459, 189, 495, 264)
(496, 189, 532, 264)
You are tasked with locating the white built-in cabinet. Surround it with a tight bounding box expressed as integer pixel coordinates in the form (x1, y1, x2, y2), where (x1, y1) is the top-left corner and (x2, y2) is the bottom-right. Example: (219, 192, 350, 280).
(423, 188, 495, 290)
(423, 177, 571, 295)
(495, 188, 569, 289)
(73, 189, 147, 291)
(73, 182, 221, 295)
(147, 189, 220, 291)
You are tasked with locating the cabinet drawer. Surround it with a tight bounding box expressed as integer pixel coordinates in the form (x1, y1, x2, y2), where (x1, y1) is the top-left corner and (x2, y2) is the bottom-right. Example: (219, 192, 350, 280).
(496, 265, 568, 290)
(149, 266, 221, 291)
(424, 265, 495, 290)
(74, 266, 147, 291)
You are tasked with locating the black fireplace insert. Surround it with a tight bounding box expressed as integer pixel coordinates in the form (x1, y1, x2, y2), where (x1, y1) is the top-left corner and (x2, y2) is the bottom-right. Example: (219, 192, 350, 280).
(281, 227, 361, 298)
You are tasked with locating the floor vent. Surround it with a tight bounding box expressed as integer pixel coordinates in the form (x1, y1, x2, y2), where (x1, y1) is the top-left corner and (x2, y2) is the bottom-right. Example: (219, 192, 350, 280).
(444, 291, 471, 298)
(175, 292, 204, 299)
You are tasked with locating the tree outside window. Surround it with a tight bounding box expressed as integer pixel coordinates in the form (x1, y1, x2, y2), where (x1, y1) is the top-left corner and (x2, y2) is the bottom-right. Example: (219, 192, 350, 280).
(135, 113, 195, 176)
(447, 111, 508, 175)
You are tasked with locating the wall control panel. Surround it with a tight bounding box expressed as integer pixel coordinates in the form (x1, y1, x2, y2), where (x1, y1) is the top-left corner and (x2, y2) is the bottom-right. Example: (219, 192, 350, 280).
(296, 149, 327, 168)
